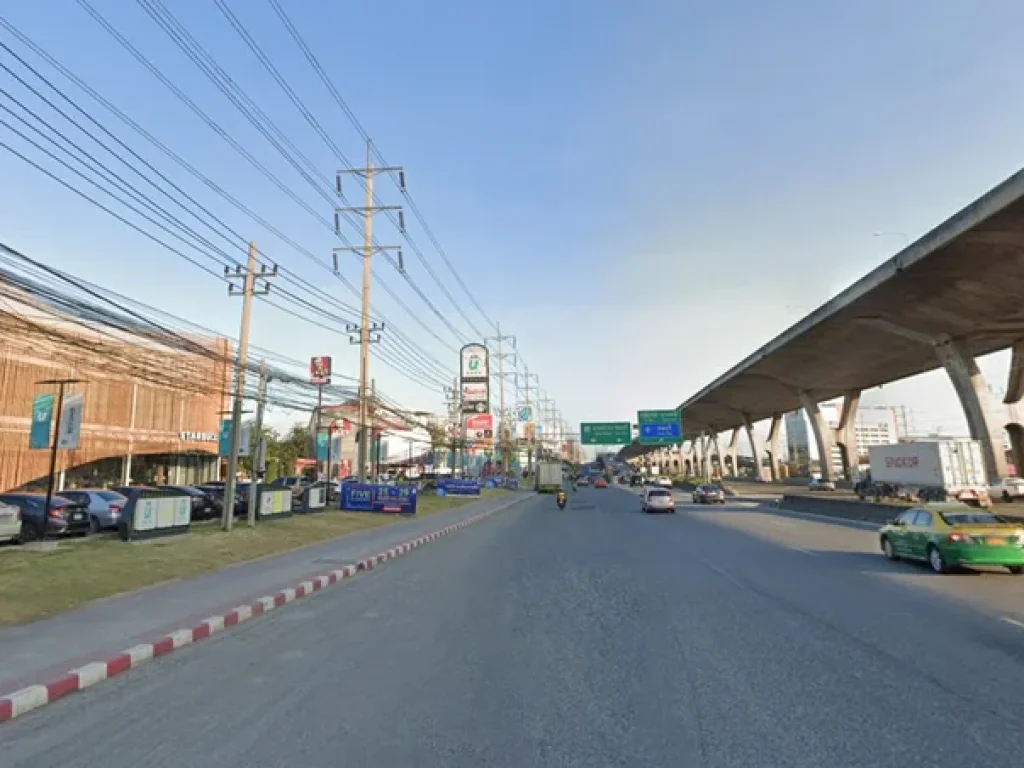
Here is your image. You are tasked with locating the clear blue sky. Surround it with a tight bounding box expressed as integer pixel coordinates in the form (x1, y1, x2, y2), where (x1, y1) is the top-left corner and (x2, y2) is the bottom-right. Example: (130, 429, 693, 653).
(3, 0, 1024, 443)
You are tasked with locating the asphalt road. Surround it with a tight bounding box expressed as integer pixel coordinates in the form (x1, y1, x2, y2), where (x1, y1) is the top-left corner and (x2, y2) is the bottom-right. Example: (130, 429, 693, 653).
(5, 488, 1024, 766)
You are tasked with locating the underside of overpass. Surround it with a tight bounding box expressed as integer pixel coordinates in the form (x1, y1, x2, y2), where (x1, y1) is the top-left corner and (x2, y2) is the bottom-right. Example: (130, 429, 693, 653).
(621, 167, 1024, 482)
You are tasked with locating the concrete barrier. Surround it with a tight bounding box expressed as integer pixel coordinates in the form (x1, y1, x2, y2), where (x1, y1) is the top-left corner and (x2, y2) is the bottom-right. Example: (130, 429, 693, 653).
(779, 494, 1024, 526)
(779, 494, 901, 525)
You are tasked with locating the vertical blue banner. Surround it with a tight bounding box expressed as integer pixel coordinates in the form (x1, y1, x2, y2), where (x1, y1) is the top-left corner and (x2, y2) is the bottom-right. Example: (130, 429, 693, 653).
(29, 394, 54, 450)
(218, 419, 232, 458)
(316, 432, 329, 461)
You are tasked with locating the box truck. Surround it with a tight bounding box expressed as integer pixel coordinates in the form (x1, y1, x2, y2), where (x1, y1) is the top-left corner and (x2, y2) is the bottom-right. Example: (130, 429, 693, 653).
(862, 440, 988, 503)
(536, 462, 563, 493)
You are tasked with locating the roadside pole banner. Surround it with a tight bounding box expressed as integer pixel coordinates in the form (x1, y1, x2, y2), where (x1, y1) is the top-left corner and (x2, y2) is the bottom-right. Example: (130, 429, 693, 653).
(29, 394, 54, 450)
(57, 393, 84, 450)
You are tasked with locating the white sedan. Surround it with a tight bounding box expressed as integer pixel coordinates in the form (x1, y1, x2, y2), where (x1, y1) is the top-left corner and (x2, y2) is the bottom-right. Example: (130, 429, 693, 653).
(989, 478, 1024, 502)
(655, 476, 673, 489)
(641, 488, 675, 513)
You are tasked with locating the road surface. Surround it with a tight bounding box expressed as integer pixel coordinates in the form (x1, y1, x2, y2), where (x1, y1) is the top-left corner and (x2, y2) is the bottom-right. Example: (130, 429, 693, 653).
(5, 488, 1024, 766)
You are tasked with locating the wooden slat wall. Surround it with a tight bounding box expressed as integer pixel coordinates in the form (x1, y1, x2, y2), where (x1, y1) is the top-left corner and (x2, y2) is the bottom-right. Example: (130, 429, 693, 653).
(0, 325, 232, 491)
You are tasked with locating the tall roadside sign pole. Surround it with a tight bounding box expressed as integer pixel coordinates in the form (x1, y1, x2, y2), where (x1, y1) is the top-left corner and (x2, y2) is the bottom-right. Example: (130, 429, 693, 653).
(223, 242, 276, 532)
(34, 378, 84, 533)
(335, 140, 404, 483)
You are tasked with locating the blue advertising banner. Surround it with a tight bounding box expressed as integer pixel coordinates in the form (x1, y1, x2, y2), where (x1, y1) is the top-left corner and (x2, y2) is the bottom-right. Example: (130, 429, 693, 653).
(218, 419, 232, 458)
(316, 432, 329, 461)
(506, 477, 519, 490)
(29, 394, 54, 450)
(436, 478, 481, 497)
(341, 483, 417, 515)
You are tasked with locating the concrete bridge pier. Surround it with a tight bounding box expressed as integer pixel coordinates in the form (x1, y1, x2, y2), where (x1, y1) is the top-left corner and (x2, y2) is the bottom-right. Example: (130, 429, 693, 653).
(742, 412, 767, 481)
(766, 414, 783, 481)
(800, 391, 838, 482)
(935, 338, 1008, 482)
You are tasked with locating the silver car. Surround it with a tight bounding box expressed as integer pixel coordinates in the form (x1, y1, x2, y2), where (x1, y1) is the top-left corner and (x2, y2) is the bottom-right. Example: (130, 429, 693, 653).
(642, 487, 676, 514)
(0, 499, 20, 543)
(57, 489, 128, 533)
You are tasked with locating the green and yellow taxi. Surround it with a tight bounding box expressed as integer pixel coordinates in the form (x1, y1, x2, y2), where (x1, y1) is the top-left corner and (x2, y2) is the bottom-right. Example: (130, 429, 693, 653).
(879, 503, 1024, 574)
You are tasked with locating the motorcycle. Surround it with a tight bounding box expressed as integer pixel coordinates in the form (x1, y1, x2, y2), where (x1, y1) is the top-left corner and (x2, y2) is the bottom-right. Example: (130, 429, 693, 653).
(556, 490, 567, 510)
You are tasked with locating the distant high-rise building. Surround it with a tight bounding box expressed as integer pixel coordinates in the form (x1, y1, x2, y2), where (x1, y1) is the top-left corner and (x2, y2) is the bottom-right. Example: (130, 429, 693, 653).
(785, 402, 899, 473)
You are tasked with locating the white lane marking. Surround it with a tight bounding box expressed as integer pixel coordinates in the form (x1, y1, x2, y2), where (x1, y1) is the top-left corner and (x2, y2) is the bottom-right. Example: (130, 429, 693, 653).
(788, 545, 817, 556)
(702, 560, 746, 590)
(1001, 617, 1024, 630)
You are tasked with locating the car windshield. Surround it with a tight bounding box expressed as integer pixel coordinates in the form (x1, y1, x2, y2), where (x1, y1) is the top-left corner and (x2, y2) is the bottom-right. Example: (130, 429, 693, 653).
(940, 512, 1005, 525)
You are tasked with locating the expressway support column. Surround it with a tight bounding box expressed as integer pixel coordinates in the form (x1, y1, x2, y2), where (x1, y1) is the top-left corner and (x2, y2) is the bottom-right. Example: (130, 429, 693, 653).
(703, 433, 715, 480)
(935, 338, 1008, 481)
(742, 413, 766, 481)
(766, 414, 782, 481)
(725, 427, 741, 477)
(799, 391, 837, 482)
(711, 431, 726, 479)
(834, 390, 861, 482)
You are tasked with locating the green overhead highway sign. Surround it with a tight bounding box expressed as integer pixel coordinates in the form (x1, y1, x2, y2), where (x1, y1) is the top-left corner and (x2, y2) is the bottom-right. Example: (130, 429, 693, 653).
(637, 409, 682, 445)
(580, 422, 632, 445)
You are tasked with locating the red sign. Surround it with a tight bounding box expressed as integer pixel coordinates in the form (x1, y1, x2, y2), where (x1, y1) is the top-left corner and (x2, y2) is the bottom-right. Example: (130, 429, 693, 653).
(465, 413, 493, 431)
(310, 356, 332, 385)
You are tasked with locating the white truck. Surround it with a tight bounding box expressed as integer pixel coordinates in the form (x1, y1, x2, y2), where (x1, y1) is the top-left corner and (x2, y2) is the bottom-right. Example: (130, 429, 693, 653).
(862, 440, 988, 503)
(536, 462, 563, 494)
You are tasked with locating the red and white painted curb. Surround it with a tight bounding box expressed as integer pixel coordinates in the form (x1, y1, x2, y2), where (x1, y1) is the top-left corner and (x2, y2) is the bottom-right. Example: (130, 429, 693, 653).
(0, 499, 522, 725)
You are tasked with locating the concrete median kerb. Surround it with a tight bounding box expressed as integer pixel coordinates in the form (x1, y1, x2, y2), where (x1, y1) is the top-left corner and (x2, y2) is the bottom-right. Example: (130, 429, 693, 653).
(0, 493, 528, 725)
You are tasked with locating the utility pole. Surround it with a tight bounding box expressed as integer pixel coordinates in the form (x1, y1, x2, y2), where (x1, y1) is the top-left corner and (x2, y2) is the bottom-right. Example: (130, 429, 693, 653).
(486, 323, 516, 473)
(518, 369, 539, 473)
(247, 360, 268, 528)
(335, 140, 404, 483)
(223, 242, 276, 531)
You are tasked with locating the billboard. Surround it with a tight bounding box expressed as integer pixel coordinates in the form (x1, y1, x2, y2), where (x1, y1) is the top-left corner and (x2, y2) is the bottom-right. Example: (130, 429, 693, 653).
(461, 380, 488, 403)
(460, 343, 489, 381)
(464, 413, 494, 444)
(310, 356, 332, 385)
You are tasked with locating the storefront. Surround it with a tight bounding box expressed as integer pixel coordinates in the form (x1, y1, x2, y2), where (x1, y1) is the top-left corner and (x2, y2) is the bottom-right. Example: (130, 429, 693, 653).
(0, 312, 230, 493)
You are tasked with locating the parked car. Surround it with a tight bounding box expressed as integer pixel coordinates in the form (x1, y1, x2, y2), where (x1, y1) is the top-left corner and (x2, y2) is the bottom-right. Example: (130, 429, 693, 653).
(57, 489, 127, 532)
(196, 482, 251, 516)
(162, 485, 218, 520)
(808, 477, 836, 492)
(692, 485, 726, 504)
(0, 492, 90, 540)
(270, 475, 311, 499)
(0, 499, 21, 543)
(988, 477, 1024, 503)
(642, 487, 675, 513)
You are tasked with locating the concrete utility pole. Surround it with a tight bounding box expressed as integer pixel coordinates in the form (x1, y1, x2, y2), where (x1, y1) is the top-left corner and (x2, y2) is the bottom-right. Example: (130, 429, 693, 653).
(486, 323, 517, 472)
(518, 369, 539, 473)
(223, 242, 276, 531)
(335, 139, 404, 483)
(247, 360, 268, 528)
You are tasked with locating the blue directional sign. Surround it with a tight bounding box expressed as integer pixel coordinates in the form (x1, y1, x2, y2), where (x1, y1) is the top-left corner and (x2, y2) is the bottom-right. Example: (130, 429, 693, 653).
(637, 409, 682, 446)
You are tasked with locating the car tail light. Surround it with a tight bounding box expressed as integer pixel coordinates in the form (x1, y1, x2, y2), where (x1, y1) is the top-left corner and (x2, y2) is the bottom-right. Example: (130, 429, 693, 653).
(47, 506, 66, 520)
(109, 505, 122, 515)
(947, 532, 972, 544)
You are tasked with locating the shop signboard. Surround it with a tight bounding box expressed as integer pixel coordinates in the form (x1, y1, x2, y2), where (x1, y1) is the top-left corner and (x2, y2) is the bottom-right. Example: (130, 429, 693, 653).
(310, 356, 332, 385)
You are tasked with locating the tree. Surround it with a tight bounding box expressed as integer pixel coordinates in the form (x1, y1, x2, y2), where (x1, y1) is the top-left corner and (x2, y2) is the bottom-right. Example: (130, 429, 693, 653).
(240, 424, 313, 481)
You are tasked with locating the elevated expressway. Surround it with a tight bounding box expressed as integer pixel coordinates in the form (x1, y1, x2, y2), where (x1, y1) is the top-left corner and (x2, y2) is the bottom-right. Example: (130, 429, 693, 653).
(620, 167, 1024, 483)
